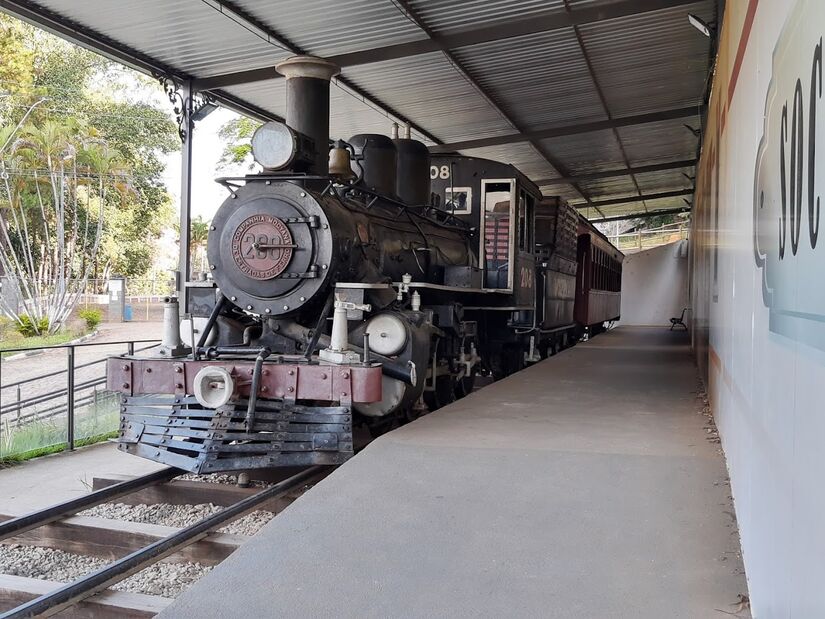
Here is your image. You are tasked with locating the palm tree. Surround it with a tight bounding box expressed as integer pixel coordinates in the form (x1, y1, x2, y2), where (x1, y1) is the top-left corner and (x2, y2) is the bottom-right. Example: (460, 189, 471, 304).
(190, 216, 211, 275)
(0, 121, 127, 334)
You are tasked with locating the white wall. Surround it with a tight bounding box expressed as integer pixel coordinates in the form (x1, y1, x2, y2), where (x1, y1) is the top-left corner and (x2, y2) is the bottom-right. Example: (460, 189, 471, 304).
(619, 241, 688, 326)
(691, 1, 825, 615)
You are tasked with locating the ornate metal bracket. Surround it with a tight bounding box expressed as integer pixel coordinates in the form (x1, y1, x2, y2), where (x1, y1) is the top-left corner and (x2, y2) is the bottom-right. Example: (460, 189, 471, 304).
(153, 73, 216, 142)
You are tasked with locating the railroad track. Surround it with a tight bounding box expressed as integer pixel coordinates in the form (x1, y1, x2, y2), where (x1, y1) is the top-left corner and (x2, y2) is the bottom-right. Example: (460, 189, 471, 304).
(0, 466, 328, 617)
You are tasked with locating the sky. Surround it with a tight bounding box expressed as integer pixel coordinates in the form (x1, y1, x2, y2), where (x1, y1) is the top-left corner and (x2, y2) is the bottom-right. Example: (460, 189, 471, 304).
(161, 107, 246, 223)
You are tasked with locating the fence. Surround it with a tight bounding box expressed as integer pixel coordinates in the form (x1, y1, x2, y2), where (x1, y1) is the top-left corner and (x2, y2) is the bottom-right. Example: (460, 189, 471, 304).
(0, 339, 159, 460)
(0, 277, 175, 323)
(608, 222, 689, 253)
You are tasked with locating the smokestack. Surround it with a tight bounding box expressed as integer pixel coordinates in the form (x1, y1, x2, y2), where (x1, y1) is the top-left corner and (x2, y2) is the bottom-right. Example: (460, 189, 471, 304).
(275, 56, 340, 175)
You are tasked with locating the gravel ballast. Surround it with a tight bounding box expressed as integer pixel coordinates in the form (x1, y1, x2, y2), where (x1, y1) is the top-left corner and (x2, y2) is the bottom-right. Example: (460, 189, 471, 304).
(80, 502, 276, 536)
(0, 474, 308, 600)
(0, 544, 211, 598)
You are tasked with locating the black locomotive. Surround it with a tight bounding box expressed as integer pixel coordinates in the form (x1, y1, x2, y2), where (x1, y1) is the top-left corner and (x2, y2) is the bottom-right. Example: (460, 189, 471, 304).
(107, 55, 623, 474)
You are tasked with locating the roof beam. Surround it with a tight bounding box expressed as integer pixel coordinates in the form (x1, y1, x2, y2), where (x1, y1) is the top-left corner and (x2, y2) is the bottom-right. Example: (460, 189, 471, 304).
(389, 0, 598, 211)
(429, 106, 702, 153)
(193, 0, 703, 90)
(572, 189, 693, 209)
(563, 0, 648, 212)
(200, 0, 441, 144)
(0, 0, 175, 77)
(588, 206, 692, 223)
(534, 159, 697, 186)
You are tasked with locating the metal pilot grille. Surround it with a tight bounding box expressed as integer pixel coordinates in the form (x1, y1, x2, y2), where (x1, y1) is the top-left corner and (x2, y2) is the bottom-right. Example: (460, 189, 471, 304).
(118, 395, 353, 473)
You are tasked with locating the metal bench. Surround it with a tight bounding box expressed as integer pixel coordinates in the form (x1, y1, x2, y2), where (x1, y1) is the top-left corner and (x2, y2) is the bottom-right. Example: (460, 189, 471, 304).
(670, 307, 688, 331)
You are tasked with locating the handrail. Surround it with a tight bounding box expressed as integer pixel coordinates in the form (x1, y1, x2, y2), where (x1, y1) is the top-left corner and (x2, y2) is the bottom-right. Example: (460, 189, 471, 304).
(0, 338, 159, 354)
(0, 337, 161, 455)
(0, 342, 158, 389)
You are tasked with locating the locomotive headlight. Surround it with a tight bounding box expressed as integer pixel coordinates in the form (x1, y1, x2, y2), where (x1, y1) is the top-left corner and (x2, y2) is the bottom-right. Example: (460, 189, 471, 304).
(251, 121, 316, 171)
(365, 313, 408, 357)
(193, 367, 235, 409)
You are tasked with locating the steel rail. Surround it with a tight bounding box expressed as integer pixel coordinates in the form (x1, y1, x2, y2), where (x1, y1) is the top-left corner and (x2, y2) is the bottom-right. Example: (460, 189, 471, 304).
(0, 467, 181, 542)
(1, 466, 325, 618)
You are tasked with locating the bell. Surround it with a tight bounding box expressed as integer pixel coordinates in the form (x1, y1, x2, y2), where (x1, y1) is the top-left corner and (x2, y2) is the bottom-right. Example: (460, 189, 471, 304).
(328, 140, 356, 180)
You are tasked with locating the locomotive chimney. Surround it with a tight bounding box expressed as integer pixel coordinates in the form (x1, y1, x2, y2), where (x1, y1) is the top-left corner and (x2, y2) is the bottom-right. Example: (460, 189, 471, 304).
(275, 56, 340, 175)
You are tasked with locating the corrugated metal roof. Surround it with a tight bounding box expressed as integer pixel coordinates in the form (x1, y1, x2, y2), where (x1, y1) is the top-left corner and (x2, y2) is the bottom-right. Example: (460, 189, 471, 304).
(6, 0, 715, 219)
(32, 0, 273, 77)
(578, 1, 714, 117)
(404, 0, 566, 37)
(231, 0, 427, 57)
(617, 117, 701, 165)
(341, 53, 517, 143)
(451, 28, 607, 130)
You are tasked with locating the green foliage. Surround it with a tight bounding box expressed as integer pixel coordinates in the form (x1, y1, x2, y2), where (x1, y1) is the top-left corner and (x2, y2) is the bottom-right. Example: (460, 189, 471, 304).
(217, 116, 261, 171)
(15, 314, 50, 337)
(0, 330, 85, 357)
(1, 391, 120, 462)
(0, 14, 178, 282)
(78, 307, 102, 330)
(0, 316, 14, 337)
(0, 15, 35, 109)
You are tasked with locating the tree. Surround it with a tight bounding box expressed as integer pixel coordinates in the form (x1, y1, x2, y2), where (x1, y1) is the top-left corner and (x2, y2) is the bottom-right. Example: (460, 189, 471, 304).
(0, 13, 178, 301)
(0, 119, 130, 333)
(190, 216, 211, 274)
(217, 116, 261, 172)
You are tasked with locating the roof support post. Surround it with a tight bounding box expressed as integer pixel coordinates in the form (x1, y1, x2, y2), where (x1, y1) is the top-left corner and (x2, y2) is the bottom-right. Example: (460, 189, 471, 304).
(176, 80, 194, 314)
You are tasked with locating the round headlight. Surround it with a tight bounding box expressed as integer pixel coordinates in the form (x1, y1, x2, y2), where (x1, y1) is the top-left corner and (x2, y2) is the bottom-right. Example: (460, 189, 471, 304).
(251, 121, 299, 170)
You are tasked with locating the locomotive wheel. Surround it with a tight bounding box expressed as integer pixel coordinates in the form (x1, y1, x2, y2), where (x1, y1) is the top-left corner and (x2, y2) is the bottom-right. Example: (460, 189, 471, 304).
(506, 345, 526, 376)
(424, 375, 456, 411)
(454, 374, 476, 399)
(365, 415, 400, 438)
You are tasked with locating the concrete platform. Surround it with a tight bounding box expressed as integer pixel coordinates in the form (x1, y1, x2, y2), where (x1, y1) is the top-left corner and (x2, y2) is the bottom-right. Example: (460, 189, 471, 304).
(164, 327, 749, 618)
(0, 443, 165, 514)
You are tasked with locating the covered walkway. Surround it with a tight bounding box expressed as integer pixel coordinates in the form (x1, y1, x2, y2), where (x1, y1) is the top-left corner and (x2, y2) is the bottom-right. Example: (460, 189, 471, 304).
(164, 327, 747, 618)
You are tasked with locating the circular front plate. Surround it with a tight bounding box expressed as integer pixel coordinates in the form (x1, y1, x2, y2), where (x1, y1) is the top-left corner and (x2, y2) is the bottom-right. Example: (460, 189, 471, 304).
(208, 181, 333, 316)
(231, 214, 294, 280)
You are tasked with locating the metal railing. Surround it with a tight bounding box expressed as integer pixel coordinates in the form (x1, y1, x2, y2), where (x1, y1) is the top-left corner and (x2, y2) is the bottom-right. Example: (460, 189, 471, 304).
(608, 222, 689, 253)
(0, 339, 159, 458)
(1, 277, 175, 322)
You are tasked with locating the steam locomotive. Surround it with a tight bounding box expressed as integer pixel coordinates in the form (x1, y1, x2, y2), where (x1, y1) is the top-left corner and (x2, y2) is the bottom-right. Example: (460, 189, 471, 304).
(106, 56, 623, 474)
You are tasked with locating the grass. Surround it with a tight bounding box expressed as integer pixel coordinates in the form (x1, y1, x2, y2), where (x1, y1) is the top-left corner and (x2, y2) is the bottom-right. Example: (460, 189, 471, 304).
(0, 431, 119, 466)
(0, 328, 90, 358)
(0, 391, 120, 464)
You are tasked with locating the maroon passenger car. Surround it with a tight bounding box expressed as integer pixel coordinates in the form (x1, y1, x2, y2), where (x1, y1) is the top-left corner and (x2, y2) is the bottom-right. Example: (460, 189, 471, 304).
(575, 218, 624, 333)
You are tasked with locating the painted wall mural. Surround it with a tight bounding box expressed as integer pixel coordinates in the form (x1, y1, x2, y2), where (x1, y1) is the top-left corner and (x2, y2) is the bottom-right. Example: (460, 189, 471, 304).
(692, 0, 825, 615)
(753, 0, 825, 349)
